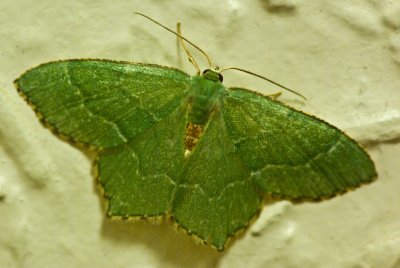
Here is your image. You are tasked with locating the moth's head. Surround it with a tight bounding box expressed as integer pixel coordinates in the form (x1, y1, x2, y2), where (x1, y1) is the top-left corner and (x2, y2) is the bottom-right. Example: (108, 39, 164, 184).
(202, 69, 223, 82)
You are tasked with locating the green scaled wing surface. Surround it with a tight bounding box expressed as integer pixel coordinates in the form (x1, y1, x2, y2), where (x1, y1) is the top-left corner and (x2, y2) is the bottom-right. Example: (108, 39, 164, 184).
(15, 61, 376, 251)
(222, 88, 376, 199)
(15, 59, 190, 232)
(15, 60, 191, 148)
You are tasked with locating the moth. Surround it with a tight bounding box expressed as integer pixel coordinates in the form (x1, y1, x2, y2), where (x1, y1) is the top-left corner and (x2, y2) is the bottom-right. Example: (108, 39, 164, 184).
(14, 13, 376, 250)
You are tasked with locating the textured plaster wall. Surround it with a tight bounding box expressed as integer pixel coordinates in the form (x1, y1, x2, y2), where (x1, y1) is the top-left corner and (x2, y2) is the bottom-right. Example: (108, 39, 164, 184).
(1, 0, 400, 267)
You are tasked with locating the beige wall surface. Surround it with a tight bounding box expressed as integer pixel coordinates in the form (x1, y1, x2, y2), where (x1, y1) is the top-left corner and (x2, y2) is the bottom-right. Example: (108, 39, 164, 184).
(1, 1, 400, 267)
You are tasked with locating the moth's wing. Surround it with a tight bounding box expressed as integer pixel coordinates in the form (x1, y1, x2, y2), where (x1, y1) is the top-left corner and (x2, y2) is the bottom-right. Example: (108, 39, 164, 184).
(16, 59, 191, 218)
(15, 60, 191, 148)
(172, 110, 262, 250)
(223, 87, 377, 199)
(97, 102, 187, 218)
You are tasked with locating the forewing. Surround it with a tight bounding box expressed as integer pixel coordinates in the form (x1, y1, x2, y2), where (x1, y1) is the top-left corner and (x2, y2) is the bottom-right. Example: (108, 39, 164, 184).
(223, 88, 376, 199)
(15, 59, 191, 148)
(172, 110, 262, 250)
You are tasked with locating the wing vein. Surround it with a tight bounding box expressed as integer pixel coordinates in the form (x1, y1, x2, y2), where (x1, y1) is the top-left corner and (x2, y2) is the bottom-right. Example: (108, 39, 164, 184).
(64, 66, 129, 143)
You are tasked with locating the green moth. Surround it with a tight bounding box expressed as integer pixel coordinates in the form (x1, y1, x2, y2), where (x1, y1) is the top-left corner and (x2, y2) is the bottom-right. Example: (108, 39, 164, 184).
(14, 17, 376, 251)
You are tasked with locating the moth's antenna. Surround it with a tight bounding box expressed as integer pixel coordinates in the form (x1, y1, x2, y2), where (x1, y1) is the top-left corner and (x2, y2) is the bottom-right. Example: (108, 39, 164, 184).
(135, 12, 213, 68)
(136, 12, 305, 100)
(177, 22, 201, 74)
(219, 67, 307, 100)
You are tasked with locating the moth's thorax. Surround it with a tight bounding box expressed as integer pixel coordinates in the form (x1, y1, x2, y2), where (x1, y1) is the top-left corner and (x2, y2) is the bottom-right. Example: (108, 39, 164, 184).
(188, 74, 225, 125)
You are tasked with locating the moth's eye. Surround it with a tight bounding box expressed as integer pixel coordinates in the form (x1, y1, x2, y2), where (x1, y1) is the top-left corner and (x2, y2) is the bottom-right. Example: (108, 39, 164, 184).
(218, 73, 223, 82)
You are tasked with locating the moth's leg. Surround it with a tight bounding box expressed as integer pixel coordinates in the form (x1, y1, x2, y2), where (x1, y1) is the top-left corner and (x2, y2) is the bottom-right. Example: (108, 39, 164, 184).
(266, 91, 282, 99)
(176, 22, 201, 74)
